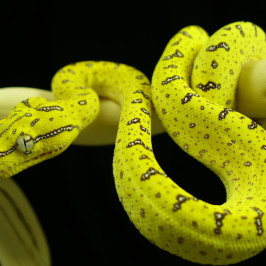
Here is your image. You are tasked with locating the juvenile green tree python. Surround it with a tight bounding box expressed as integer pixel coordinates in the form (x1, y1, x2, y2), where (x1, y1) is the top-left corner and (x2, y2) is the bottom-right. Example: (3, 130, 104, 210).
(1, 21, 266, 265)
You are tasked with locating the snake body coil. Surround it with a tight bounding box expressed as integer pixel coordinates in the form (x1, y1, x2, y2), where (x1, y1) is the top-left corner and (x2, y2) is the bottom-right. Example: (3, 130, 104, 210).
(0, 21, 266, 265)
(151, 22, 266, 264)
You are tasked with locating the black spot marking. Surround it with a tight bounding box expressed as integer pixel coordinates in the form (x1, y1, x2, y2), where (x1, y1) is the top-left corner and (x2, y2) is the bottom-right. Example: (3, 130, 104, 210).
(127, 118, 141, 125)
(177, 237, 184, 244)
(67, 68, 75, 74)
(141, 108, 151, 117)
(131, 99, 142, 104)
(141, 167, 167, 181)
(173, 195, 190, 211)
(171, 39, 181, 46)
(219, 108, 233, 120)
(126, 138, 152, 151)
(236, 234, 243, 240)
(163, 65, 178, 69)
(37, 106, 64, 112)
(248, 121, 258, 130)
(227, 140, 235, 146)
(62, 79, 76, 84)
(163, 49, 184, 60)
(244, 161, 252, 166)
(252, 207, 264, 236)
(78, 100, 87, 105)
(214, 210, 230, 234)
(211, 60, 218, 69)
(141, 82, 150, 86)
(139, 154, 150, 160)
(196, 81, 221, 92)
(235, 24, 245, 37)
(206, 42, 230, 52)
(31, 118, 40, 127)
(21, 99, 31, 108)
(173, 131, 179, 137)
(199, 251, 207, 256)
(181, 31, 192, 38)
(181, 93, 200, 104)
(162, 75, 184, 85)
(140, 125, 150, 135)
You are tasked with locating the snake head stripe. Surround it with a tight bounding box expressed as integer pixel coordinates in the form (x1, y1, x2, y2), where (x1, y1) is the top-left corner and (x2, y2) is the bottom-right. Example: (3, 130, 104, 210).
(0, 96, 98, 179)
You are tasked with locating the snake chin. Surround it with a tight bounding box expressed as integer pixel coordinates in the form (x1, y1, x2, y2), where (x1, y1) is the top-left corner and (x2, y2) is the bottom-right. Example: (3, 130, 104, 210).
(19, 143, 68, 168)
(0, 144, 68, 179)
(24, 144, 67, 163)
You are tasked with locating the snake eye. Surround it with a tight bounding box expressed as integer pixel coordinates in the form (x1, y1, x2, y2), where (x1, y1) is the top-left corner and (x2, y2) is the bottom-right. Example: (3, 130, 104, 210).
(16, 135, 34, 154)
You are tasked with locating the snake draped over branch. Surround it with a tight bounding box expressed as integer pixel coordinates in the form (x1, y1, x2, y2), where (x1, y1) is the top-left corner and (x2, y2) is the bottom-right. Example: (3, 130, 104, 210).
(1, 21, 266, 265)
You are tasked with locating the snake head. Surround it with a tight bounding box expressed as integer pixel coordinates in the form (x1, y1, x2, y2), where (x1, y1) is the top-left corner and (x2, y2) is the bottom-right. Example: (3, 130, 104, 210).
(0, 96, 97, 178)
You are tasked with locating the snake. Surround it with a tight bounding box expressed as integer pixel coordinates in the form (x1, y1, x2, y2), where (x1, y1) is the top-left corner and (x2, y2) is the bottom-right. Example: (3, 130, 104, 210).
(0, 21, 266, 265)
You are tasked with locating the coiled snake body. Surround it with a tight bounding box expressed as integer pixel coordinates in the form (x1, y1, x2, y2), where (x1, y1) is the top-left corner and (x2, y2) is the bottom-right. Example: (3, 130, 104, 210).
(0, 21, 266, 265)
(151, 22, 266, 264)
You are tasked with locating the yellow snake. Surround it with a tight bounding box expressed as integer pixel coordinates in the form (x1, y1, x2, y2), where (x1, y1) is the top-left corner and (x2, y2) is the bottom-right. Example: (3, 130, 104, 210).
(0, 21, 266, 265)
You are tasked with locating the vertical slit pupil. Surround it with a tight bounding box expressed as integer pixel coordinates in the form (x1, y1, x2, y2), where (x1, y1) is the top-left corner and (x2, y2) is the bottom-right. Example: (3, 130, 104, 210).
(23, 139, 28, 152)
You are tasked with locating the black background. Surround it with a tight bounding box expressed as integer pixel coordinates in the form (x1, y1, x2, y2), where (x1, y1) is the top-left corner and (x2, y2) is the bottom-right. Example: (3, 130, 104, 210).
(1, 1, 266, 265)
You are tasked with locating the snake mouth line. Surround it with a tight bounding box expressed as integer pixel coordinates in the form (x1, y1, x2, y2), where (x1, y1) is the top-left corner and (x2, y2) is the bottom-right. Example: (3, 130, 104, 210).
(0, 125, 79, 159)
(0, 144, 68, 178)
(18, 144, 67, 167)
